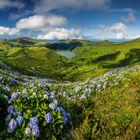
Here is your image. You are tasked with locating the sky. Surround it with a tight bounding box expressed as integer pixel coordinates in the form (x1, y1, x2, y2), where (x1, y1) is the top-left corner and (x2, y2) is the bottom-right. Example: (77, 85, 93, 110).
(0, 0, 140, 40)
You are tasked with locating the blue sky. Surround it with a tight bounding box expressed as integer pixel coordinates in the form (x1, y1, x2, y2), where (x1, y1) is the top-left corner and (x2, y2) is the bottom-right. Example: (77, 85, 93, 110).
(0, 0, 140, 40)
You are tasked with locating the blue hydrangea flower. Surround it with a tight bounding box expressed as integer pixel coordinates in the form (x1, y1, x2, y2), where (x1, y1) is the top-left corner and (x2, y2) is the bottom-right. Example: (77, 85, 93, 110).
(62, 115, 68, 125)
(53, 100, 58, 105)
(29, 117, 38, 129)
(32, 126, 40, 137)
(30, 117, 38, 124)
(49, 103, 57, 110)
(85, 87, 91, 93)
(38, 83, 45, 88)
(7, 114, 12, 120)
(45, 91, 49, 95)
(11, 92, 19, 99)
(16, 116, 23, 124)
(3, 95, 9, 102)
(9, 80, 15, 86)
(4, 87, 11, 92)
(24, 93, 28, 98)
(63, 92, 67, 98)
(7, 119, 18, 133)
(12, 110, 18, 116)
(22, 89, 27, 94)
(44, 113, 52, 123)
(29, 122, 37, 129)
(60, 108, 67, 116)
(7, 105, 14, 113)
(25, 127, 31, 136)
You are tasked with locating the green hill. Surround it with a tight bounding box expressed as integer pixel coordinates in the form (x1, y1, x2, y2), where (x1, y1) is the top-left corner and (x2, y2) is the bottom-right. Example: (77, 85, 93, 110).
(0, 46, 67, 80)
(0, 37, 140, 81)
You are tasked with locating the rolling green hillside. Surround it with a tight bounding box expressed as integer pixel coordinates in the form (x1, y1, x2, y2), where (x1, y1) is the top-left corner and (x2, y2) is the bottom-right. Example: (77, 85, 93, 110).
(0, 46, 67, 80)
(0, 38, 140, 81)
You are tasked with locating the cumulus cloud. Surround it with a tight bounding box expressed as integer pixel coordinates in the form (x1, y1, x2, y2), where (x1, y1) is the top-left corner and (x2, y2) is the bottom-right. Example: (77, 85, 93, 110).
(33, 0, 110, 13)
(0, 26, 20, 36)
(37, 28, 82, 40)
(0, 0, 24, 9)
(16, 15, 67, 30)
(99, 22, 128, 39)
(121, 12, 136, 25)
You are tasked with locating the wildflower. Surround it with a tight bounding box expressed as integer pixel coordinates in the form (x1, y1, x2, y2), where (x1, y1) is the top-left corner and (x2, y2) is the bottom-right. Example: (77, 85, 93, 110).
(29, 117, 38, 129)
(7, 105, 14, 114)
(49, 103, 56, 110)
(32, 126, 40, 137)
(63, 92, 67, 98)
(30, 117, 38, 124)
(24, 94, 28, 98)
(85, 87, 91, 93)
(22, 89, 27, 94)
(16, 116, 23, 125)
(62, 115, 68, 125)
(38, 83, 45, 88)
(53, 100, 58, 105)
(58, 107, 67, 116)
(44, 113, 52, 123)
(7, 114, 12, 120)
(9, 80, 15, 86)
(11, 92, 19, 99)
(4, 87, 11, 92)
(7, 119, 17, 133)
(25, 127, 31, 136)
(45, 91, 49, 95)
(3, 95, 9, 102)
(80, 94, 86, 99)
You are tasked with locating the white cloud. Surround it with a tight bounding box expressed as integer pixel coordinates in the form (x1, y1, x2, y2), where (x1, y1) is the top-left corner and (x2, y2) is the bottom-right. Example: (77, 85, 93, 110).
(109, 8, 136, 13)
(33, 0, 110, 13)
(37, 28, 82, 40)
(16, 15, 67, 30)
(121, 12, 136, 25)
(0, 0, 24, 9)
(99, 22, 128, 39)
(0, 26, 20, 36)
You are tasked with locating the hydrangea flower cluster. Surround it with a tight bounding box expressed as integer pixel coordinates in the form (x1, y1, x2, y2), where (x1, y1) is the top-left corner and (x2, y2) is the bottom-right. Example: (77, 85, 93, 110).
(7, 119, 18, 133)
(44, 113, 52, 123)
(11, 92, 19, 99)
(29, 117, 40, 137)
(16, 116, 23, 125)
(49, 100, 58, 110)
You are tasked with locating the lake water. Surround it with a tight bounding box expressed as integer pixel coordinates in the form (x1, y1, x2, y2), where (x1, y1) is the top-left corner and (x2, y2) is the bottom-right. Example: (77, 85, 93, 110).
(56, 50, 76, 58)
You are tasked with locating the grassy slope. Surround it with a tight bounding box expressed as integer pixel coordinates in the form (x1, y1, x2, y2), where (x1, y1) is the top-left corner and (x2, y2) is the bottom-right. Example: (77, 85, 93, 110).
(0, 38, 140, 81)
(67, 64, 140, 140)
(0, 46, 67, 80)
(65, 39, 140, 81)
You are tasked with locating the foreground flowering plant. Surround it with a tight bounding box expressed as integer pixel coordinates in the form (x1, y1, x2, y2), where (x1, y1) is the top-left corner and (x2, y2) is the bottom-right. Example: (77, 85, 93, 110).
(0, 65, 139, 139)
(5, 87, 69, 138)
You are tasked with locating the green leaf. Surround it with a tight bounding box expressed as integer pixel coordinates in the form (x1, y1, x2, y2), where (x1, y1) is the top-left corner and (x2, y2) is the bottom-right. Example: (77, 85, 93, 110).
(43, 121, 47, 126)
(23, 113, 29, 119)
(0, 130, 6, 136)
